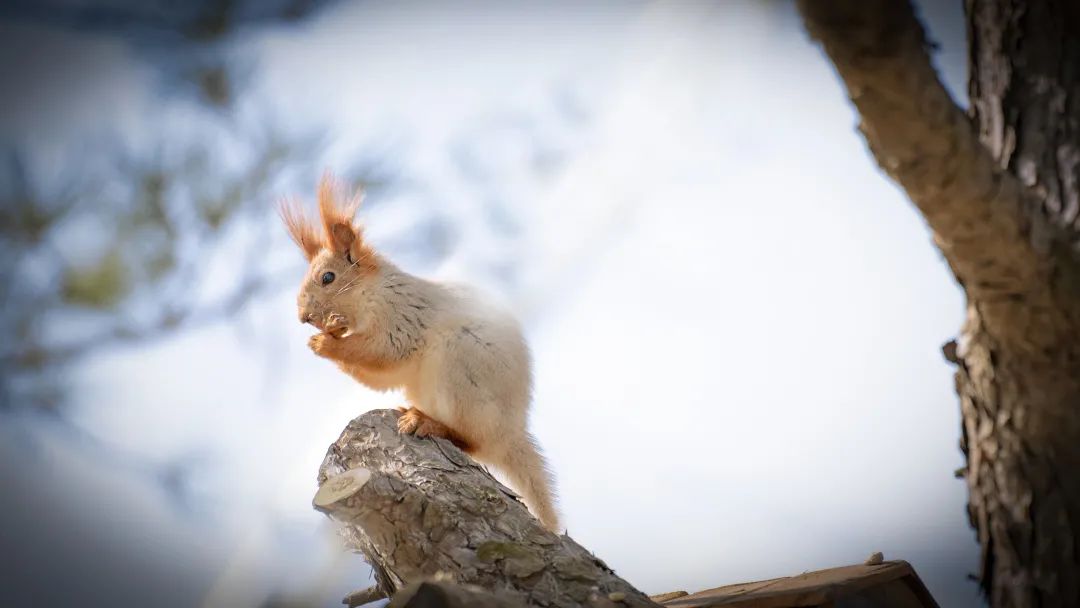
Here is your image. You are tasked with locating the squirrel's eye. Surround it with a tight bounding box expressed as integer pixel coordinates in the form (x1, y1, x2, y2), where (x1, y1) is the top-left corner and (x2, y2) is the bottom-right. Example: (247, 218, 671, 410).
(321, 271, 336, 285)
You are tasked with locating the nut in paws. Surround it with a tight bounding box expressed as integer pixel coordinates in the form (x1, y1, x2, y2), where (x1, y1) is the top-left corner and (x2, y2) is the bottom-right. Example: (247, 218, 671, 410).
(325, 313, 352, 338)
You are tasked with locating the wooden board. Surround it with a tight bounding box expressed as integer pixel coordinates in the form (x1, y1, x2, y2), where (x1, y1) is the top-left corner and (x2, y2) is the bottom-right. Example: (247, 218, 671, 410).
(660, 560, 938, 608)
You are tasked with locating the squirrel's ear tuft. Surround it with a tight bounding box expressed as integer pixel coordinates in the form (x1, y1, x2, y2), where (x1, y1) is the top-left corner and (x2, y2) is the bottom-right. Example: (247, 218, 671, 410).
(317, 172, 361, 244)
(318, 171, 379, 273)
(278, 197, 321, 261)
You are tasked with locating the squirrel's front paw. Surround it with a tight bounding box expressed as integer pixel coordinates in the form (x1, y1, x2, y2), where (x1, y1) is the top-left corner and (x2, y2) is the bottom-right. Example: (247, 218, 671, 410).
(308, 333, 334, 357)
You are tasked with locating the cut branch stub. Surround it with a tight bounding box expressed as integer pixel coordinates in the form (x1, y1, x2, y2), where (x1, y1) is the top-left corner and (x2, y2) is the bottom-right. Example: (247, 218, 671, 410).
(315, 409, 661, 608)
(314, 468, 372, 508)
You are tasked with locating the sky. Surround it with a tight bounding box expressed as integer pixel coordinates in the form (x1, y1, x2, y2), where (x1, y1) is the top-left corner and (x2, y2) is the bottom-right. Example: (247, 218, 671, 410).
(0, 1, 982, 606)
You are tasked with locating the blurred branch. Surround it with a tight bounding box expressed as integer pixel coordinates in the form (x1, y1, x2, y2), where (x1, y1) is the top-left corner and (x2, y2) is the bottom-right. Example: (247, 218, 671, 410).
(5, 272, 280, 370)
(342, 586, 387, 607)
(796, 0, 1043, 298)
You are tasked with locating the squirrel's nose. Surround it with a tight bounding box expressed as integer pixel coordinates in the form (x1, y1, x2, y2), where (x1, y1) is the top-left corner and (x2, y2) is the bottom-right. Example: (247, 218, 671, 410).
(300, 311, 313, 325)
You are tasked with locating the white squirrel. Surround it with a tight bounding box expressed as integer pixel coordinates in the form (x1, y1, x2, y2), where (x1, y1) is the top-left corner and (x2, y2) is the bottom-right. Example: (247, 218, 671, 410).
(281, 175, 560, 531)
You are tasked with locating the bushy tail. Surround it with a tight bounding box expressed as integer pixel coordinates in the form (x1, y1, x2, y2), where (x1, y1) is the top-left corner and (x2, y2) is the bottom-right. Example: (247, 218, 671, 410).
(492, 433, 561, 532)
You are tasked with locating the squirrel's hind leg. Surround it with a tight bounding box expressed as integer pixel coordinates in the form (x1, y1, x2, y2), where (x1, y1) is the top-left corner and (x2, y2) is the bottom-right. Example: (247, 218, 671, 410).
(395, 407, 474, 453)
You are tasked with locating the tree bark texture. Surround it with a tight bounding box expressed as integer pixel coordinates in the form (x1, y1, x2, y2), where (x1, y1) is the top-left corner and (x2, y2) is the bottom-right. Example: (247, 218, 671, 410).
(796, 1, 1080, 606)
(314, 409, 661, 608)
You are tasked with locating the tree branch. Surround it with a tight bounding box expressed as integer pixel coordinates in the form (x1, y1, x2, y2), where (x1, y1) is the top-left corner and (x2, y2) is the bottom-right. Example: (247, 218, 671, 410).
(314, 409, 661, 608)
(342, 585, 388, 607)
(796, 0, 1047, 300)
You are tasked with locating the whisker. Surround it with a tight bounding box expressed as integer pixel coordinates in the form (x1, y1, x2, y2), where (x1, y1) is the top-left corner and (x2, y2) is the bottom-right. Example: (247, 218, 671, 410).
(336, 274, 363, 295)
(334, 254, 372, 295)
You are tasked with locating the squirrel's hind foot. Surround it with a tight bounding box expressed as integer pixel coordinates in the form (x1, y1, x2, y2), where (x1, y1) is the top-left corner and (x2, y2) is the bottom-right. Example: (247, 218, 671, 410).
(395, 407, 473, 453)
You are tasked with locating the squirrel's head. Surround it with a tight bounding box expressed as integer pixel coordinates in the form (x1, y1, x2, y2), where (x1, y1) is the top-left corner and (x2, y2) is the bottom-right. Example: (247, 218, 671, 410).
(280, 174, 380, 337)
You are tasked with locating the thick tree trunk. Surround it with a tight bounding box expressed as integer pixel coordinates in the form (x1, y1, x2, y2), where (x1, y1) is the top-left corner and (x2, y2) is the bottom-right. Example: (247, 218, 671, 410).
(796, 1, 1080, 606)
(314, 409, 661, 608)
(963, 2, 1080, 605)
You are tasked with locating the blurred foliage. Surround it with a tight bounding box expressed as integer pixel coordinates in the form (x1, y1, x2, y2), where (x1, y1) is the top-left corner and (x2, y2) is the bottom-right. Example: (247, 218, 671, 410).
(0, 0, 340, 108)
(0, 125, 321, 411)
(0, 0, 339, 411)
(62, 248, 130, 309)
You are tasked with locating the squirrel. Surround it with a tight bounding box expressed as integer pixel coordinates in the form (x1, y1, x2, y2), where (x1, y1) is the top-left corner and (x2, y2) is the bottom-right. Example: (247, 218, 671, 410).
(280, 175, 561, 532)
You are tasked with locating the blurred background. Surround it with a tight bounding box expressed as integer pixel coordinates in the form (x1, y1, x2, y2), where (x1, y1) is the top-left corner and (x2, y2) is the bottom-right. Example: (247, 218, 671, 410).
(0, 1, 980, 606)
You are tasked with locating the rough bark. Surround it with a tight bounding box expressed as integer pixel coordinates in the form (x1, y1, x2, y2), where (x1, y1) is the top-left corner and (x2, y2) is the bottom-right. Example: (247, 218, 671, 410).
(314, 409, 661, 608)
(968, 0, 1080, 233)
(796, 1, 1080, 607)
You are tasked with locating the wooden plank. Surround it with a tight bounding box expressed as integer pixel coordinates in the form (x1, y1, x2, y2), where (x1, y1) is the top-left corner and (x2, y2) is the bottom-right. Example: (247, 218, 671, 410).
(661, 561, 919, 608)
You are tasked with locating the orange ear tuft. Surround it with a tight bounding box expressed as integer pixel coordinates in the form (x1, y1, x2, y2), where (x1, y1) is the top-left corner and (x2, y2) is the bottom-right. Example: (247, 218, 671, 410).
(316, 172, 380, 273)
(317, 172, 362, 246)
(278, 197, 322, 261)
